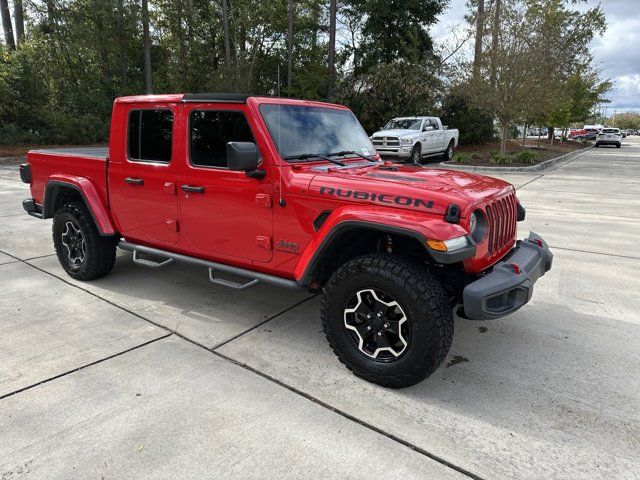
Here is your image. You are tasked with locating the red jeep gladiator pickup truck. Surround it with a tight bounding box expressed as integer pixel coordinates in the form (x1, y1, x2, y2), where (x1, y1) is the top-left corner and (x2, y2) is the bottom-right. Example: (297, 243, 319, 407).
(20, 93, 552, 388)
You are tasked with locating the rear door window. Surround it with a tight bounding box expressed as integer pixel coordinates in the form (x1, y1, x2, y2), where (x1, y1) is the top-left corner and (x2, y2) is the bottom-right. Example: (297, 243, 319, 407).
(127, 109, 173, 163)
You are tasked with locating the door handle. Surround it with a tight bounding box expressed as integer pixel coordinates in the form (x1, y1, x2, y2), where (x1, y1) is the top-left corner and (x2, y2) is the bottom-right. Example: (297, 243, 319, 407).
(124, 177, 144, 185)
(181, 184, 205, 193)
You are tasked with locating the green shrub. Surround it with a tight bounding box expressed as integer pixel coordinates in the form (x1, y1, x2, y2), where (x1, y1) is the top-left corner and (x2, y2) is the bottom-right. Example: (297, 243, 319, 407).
(514, 150, 539, 164)
(439, 89, 496, 145)
(452, 152, 471, 164)
(0, 123, 44, 145)
(0, 114, 109, 146)
(470, 152, 482, 160)
(490, 151, 512, 165)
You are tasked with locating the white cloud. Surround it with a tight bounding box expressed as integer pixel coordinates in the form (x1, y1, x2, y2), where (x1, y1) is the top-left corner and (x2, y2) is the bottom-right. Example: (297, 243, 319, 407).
(432, 0, 640, 111)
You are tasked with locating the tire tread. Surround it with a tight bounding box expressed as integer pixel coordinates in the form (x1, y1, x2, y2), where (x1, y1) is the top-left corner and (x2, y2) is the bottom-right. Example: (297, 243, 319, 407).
(321, 253, 453, 389)
(53, 201, 117, 281)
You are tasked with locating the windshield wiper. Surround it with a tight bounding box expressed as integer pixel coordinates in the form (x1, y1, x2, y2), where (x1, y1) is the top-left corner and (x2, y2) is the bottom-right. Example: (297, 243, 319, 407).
(329, 150, 378, 162)
(284, 153, 346, 166)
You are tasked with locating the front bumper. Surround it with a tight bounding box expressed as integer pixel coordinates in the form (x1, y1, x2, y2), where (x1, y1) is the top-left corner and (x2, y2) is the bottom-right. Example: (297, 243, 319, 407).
(462, 232, 553, 320)
(23, 198, 43, 218)
(375, 148, 412, 160)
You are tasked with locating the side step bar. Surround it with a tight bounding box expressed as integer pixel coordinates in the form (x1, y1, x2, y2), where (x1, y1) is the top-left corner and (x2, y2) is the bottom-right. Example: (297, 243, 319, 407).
(118, 241, 303, 291)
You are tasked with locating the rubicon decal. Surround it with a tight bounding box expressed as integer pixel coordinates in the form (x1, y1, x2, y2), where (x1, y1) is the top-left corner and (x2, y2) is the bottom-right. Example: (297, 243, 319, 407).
(319, 186, 434, 209)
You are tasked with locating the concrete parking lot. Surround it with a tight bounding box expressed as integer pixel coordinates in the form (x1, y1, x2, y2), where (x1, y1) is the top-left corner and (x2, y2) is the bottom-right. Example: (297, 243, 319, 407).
(1, 140, 639, 479)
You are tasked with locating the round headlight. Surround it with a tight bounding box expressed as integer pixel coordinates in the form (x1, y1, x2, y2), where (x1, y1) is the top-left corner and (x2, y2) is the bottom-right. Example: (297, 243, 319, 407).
(470, 210, 487, 243)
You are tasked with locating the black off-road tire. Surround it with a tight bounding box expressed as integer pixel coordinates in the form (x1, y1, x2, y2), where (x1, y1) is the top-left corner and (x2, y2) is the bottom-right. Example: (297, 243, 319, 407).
(594, 143, 600, 147)
(410, 144, 421, 164)
(616, 143, 621, 148)
(321, 254, 454, 389)
(53, 201, 117, 281)
(442, 140, 455, 161)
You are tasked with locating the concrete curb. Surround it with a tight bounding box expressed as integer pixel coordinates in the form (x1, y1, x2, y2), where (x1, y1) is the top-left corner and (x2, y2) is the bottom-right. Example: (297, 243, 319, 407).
(438, 146, 592, 173)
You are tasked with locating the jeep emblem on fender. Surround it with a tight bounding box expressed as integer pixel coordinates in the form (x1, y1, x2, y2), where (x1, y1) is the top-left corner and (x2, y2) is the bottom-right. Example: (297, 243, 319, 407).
(276, 239, 299, 253)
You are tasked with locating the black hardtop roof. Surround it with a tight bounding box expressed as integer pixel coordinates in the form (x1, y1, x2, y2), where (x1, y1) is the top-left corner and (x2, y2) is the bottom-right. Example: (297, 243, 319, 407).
(182, 93, 251, 103)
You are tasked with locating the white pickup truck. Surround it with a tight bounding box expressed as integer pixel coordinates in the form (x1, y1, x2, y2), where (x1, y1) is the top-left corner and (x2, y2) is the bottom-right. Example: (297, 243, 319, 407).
(371, 116, 459, 163)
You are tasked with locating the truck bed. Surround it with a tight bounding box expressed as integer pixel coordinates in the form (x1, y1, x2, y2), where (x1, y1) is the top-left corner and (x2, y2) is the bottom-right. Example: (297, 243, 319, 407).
(30, 147, 108, 160)
(27, 147, 110, 212)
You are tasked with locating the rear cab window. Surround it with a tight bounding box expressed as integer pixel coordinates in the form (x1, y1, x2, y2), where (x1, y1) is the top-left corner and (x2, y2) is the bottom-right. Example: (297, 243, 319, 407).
(127, 109, 173, 163)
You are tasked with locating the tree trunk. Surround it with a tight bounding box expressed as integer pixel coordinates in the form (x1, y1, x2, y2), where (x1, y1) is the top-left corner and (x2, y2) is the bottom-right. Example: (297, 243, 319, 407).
(13, 0, 24, 46)
(473, 0, 484, 75)
(311, 1, 320, 49)
(0, 0, 15, 50)
(45, 0, 55, 30)
(522, 124, 527, 147)
(177, 0, 186, 86)
(490, 0, 501, 84)
(287, 0, 293, 96)
(116, 0, 129, 92)
(187, 0, 194, 53)
(327, 0, 337, 100)
(222, 0, 231, 64)
(142, 0, 153, 93)
(94, 10, 111, 91)
(500, 123, 508, 154)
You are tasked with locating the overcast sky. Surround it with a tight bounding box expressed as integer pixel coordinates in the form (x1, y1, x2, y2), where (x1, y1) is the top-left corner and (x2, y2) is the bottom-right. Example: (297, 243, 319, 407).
(431, 0, 640, 114)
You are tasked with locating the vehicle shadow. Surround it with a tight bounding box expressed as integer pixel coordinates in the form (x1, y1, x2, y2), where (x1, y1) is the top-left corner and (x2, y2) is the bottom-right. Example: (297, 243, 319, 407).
(31, 251, 311, 349)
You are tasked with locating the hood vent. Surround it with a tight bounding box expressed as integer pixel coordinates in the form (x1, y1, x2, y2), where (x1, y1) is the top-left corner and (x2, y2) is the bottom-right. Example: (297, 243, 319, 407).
(366, 172, 426, 182)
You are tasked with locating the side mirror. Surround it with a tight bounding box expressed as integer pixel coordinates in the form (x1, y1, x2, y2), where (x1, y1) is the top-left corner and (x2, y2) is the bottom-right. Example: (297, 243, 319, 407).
(423, 125, 434, 132)
(227, 142, 265, 179)
(227, 141, 260, 170)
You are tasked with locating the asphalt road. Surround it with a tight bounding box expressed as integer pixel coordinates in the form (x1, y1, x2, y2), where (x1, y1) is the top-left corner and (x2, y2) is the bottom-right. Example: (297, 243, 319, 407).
(1, 139, 639, 479)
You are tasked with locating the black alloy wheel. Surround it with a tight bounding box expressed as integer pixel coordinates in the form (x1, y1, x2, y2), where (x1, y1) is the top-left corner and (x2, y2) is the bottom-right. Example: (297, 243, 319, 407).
(343, 288, 411, 362)
(60, 220, 86, 271)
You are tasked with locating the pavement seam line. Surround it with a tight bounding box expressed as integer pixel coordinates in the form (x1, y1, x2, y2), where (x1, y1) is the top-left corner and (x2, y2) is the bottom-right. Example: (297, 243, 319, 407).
(0, 260, 20, 266)
(211, 350, 484, 480)
(547, 245, 640, 260)
(16, 252, 319, 348)
(515, 146, 593, 192)
(0, 333, 172, 401)
(23, 253, 57, 261)
(525, 206, 640, 220)
(514, 174, 544, 190)
(210, 294, 319, 350)
(7, 251, 482, 478)
(542, 145, 593, 173)
(513, 188, 640, 198)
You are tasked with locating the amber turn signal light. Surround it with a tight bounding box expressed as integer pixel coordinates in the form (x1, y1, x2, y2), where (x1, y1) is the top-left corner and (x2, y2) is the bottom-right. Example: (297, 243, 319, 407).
(426, 239, 448, 251)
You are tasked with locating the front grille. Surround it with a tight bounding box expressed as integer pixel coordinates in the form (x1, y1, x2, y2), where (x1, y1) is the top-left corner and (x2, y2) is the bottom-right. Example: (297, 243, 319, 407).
(372, 136, 400, 148)
(484, 193, 517, 255)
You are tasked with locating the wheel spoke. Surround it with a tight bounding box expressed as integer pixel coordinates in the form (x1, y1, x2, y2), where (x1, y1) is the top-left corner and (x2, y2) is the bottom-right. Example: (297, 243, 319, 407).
(353, 323, 374, 340)
(61, 221, 85, 266)
(344, 288, 410, 361)
(374, 331, 390, 349)
(384, 320, 401, 337)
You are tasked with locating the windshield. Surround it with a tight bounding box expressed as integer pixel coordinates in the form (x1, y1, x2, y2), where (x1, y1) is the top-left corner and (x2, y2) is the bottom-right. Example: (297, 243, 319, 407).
(601, 128, 619, 133)
(259, 104, 375, 160)
(383, 118, 422, 130)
